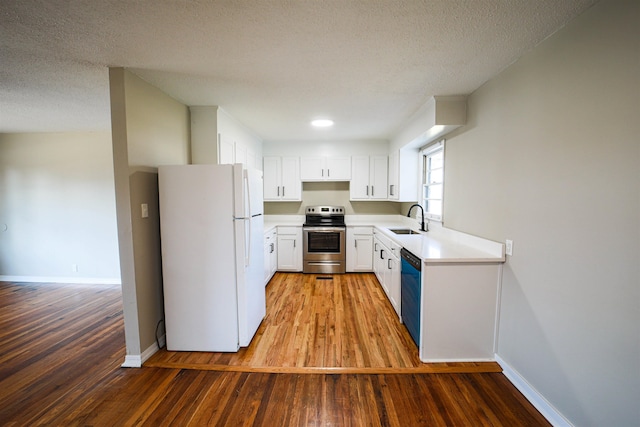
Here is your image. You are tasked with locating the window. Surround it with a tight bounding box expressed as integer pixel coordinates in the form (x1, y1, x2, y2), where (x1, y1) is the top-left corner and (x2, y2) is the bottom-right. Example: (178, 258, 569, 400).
(421, 140, 444, 222)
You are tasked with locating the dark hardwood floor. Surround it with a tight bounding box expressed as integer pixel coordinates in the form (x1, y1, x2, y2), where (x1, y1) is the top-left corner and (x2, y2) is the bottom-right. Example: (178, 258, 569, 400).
(0, 276, 550, 426)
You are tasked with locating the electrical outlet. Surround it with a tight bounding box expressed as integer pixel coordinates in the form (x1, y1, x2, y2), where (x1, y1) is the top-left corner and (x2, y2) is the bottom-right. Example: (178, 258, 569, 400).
(505, 239, 513, 256)
(141, 203, 149, 218)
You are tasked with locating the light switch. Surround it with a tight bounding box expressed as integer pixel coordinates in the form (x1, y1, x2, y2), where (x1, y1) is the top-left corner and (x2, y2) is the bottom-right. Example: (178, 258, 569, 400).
(141, 203, 149, 218)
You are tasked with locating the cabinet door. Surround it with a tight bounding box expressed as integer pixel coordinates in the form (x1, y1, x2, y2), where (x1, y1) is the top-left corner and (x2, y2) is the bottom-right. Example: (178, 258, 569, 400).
(218, 134, 234, 164)
(350, 156, 370, 199)
(299, 157, 324, 181)
(264, 238, 271, 285)
(264, 230, 278, 285)
(280, 157, 301, 200)
(373, 236, 386, 285)
(346, 227, 373, 272)
(346, 228, 357, 272)
(300, 157, 351, 181)
(394, 148, 420, 202)
(277, 235, 297, 270)
(354, 235, 373, 271)
(369, 156, 388, 199)
(379, 246, 390, 295)
(326, 157, 351, 180)
(388, 256, 401, 316)
(388, 150, 399, 200)
(263, 157, 281, 200)
(234, 142, 247, 166)
(277, 228, 302, 271)
(269, 232, 278, 277)
(247, 148, 257, 170)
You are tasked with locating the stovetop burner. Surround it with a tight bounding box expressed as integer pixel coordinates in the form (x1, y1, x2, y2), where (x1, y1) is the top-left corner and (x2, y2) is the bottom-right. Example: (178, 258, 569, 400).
(303, 205, 345, 227)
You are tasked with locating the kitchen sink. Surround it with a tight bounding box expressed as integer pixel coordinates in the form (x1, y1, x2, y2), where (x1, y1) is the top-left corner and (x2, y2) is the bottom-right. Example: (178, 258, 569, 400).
(389, 228, 421, 235)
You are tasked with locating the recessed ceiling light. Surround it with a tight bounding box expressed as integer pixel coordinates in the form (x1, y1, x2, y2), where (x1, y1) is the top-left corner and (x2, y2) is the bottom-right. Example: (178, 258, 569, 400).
(311, 119, 334, 128)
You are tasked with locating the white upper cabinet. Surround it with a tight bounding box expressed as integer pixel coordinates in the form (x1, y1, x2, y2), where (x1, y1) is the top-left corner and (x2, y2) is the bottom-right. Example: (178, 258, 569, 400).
(263, 156, 301, 201)
(387, 148, 419, 201)
(388, 150, 399, 200)
(218, 134, 235, 164)
(300, 156, 351, 181)
(350, 156, 388, 200)
(190, 106, 263, 169)
(234, 142, 247, 165)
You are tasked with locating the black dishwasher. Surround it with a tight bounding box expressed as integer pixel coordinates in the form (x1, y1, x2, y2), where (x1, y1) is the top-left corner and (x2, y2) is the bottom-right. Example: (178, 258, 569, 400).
(400, 248, 421, 348)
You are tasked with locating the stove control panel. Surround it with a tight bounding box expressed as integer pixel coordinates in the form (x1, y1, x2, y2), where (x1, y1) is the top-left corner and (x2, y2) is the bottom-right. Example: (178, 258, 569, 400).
(305, 206, 345, 215)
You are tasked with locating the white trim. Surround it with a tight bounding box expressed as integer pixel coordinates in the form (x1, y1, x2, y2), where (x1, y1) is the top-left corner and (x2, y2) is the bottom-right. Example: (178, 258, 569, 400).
(421, 357, 496, 363)
(420, 139, 444, 155)
(120, 334, 166, 368)
(495, 354, 573, 427)
(121, 355, 142, 368)
(0, 275, 121, 285)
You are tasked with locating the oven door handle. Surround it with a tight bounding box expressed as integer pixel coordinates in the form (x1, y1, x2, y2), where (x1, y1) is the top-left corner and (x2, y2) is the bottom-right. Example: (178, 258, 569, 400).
(303, 227, 346, 232)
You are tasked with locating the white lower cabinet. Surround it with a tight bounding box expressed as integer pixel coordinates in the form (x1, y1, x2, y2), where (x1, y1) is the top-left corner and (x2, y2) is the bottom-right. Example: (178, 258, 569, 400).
(372, 230, 401, 318)
(264, 228, 278, 285)
(277, 226, 302, 271)
(346, 227, 373, 272)
(419, 262, 502, 362)
(387, 243, 401, 316)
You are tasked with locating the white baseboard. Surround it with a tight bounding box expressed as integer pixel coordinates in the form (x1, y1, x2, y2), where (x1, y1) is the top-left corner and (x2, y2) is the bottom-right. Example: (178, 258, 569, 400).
(0, 275, 121, 285)
(121, 354, 142, 368)
(121, 334, 166, 368)
(495, 354, 572, 427)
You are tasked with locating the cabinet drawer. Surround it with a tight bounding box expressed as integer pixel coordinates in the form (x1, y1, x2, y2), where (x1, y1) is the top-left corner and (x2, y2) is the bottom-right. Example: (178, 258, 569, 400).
(278, 226, 300, 235)
(350, 226, 373, 235)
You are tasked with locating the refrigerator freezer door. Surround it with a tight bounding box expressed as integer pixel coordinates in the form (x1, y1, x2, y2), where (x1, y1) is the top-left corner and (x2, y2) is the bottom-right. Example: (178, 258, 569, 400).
(233, 165, 264, 219)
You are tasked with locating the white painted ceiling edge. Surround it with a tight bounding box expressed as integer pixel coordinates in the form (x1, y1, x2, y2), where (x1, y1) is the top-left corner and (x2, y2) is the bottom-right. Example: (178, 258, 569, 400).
(0, 0, 597, 141)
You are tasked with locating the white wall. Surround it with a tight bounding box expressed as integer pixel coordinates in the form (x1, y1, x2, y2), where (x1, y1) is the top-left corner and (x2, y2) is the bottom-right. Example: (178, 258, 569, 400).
(444, 0, 639, 425)
(109, 67, 190, 364)
(0, 132, 120, 282)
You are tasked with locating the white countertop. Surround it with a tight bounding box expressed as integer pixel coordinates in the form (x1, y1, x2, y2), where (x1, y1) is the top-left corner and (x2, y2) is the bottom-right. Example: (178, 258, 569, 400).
(264, 214, 505, 264)
(375, 226, 505, 263)
(264, 215, 304, 232)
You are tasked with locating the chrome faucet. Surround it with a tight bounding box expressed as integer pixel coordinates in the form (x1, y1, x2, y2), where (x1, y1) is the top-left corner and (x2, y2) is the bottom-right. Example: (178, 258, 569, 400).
(407, 203, 428, 232)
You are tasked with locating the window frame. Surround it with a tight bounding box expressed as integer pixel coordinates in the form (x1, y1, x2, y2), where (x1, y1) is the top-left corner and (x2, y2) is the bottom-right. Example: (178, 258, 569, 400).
(420, 140, 445, 222)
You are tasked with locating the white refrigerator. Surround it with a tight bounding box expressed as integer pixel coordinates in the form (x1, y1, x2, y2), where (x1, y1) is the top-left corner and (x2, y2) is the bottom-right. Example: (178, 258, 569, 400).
(158, 164, 265, 352)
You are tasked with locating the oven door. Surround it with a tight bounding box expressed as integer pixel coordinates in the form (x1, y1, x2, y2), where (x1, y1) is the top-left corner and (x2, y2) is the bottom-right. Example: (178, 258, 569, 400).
(303, 226, 346, 273)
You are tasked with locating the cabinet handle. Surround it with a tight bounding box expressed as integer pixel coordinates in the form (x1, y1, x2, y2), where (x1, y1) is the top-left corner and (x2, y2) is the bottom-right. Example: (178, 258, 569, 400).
(366, 185, 369, 196)
(388, 259, 392, 269)
(354, 239, 357, 248)
(374, 242, 378, 251)
(372, 186, 374, 196)
(282, 186, 285, 197)
(390, 184, 394, 196)
(380, 249, 385, 259)
(327, 169, 330, 177)
(270, 243, 274, 253)
(322, 169, 324, 177)
(277, 186, 280, 197)
(293, 239, 296, 248)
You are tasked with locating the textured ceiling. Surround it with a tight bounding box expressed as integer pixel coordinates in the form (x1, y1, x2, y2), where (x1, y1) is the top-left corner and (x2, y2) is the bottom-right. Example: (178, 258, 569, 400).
(0, 0, 596, 141)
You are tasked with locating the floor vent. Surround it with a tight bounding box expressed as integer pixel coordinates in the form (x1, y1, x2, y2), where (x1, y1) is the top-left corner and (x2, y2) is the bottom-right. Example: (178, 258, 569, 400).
(316, 276, 333, 280)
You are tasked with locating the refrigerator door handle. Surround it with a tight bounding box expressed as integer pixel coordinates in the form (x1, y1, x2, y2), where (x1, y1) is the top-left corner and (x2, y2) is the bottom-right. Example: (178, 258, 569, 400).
(243, 170, 251, 267)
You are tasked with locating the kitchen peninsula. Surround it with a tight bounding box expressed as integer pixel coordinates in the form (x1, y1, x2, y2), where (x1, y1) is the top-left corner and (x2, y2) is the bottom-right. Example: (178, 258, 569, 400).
(264, 214, 505, 363)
